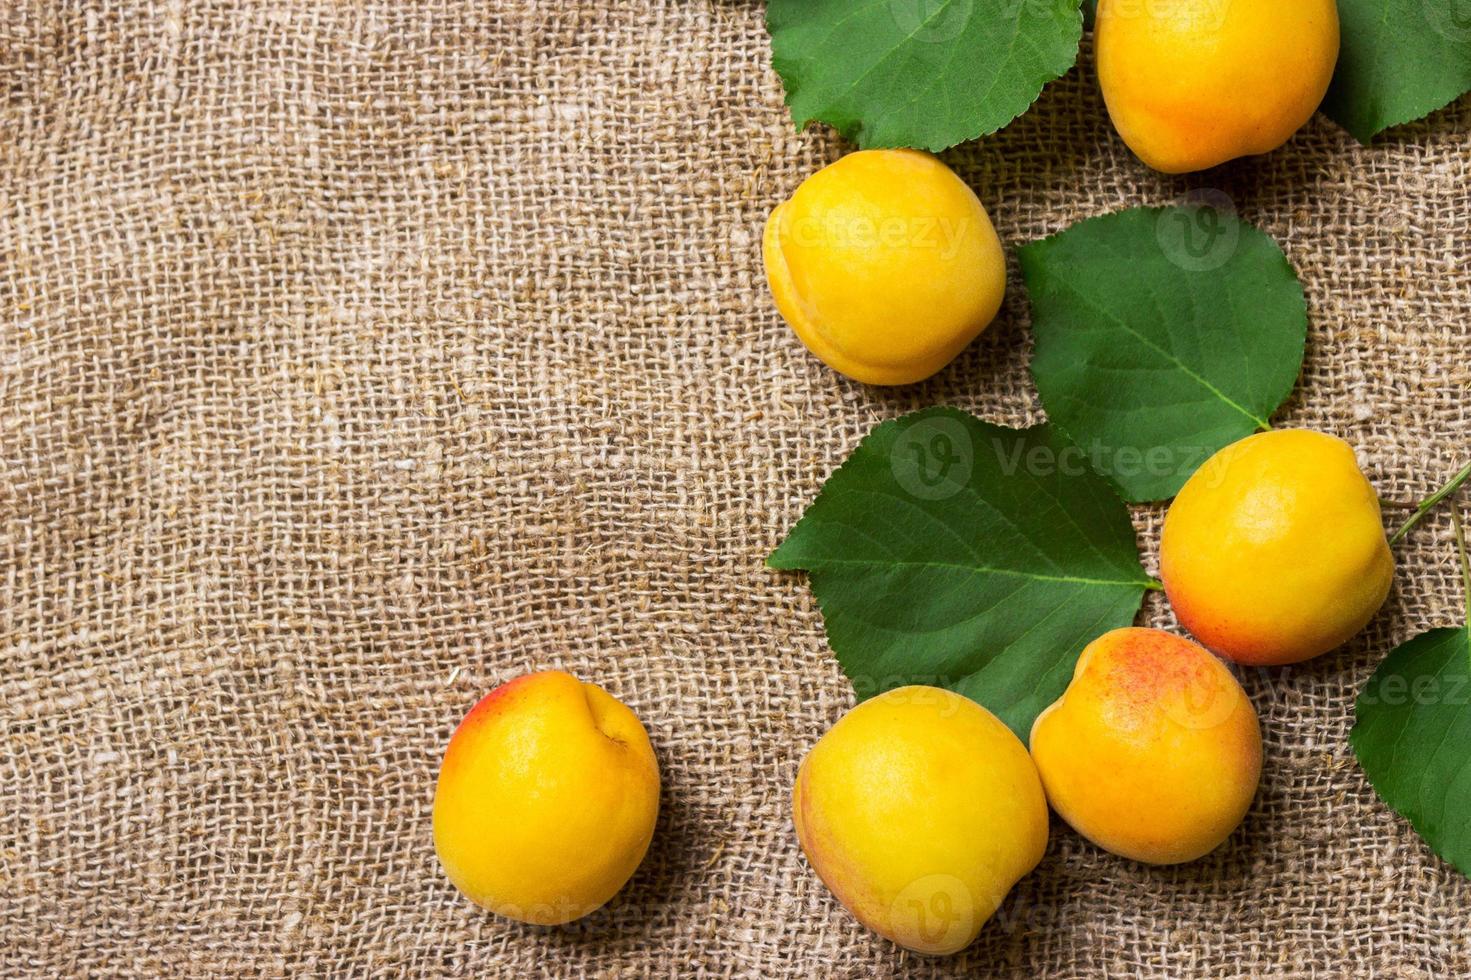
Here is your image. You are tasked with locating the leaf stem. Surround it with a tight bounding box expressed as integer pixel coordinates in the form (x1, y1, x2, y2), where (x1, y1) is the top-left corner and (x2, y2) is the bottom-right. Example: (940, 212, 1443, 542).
(1144, 578, 1165, 592)
(1389, 460, 1471, 545)
(1452, 507, 1470, 629)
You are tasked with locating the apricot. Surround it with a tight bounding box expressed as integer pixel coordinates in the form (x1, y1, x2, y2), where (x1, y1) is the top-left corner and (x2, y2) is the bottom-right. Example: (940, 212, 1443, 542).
(432, 670, 660, 924)
(793, 686, 1047, 955)
(762, 149, 1006, 385)
(1030, 628, 1262, 865)
(1096, 0, 1339, 173)
(1161, 429, 1394, 666)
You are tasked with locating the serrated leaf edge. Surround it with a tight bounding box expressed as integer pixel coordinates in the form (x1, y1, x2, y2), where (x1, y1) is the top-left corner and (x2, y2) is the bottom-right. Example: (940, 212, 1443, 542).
(766, 1, 1086, 152)
(1350, 626, 1471, 877)
(1018, 206, 1309, 502)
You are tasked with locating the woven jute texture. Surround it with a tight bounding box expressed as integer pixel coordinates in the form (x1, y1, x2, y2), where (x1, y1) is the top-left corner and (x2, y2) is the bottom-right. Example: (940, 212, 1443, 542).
(3, 1, 1469, 975)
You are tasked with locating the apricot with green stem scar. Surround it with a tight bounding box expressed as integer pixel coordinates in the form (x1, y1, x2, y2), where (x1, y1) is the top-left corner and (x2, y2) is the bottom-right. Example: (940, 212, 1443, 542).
(763, 149, 1006, 386)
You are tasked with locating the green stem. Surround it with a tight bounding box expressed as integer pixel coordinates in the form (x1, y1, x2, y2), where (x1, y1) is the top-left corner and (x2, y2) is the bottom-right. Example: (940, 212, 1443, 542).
(1389, 459, 1471, 545)
(1144, 578, 1165, 592)
(1452, 508, 1470, 628)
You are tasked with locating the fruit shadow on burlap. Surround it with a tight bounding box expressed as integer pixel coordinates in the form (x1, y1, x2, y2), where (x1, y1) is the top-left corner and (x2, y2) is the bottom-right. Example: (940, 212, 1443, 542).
(1, 1, 1468, 976)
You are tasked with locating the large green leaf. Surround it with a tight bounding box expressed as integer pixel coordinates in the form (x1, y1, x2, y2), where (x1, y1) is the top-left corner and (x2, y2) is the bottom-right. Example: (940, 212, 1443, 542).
(1020, 205, 1307, 503)
(768, 407, 1153, 739)
(1351, 627, 1471, 877)
(1324, 0, 1471, 143)
(766, 0, 1084, 151)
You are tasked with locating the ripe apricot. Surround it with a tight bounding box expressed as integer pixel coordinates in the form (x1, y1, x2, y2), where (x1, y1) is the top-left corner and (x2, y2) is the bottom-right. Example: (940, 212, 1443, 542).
(432, 671, 660, 924)
(793, 686, 1048, 955)
(1096, 0, 1339, 173)
(763, 150, 1006, 385)
(1030, 628, 1262, 864)
(1161, 429, 1394, 666)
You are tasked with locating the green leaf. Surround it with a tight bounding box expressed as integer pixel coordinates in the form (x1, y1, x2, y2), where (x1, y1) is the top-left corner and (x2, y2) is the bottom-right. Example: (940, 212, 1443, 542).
(769, 407, 1153, 739)
(1323, 0, 1471, 142)
(1020, 205, 1307, 503)
(766, 0, 1084, 151)
(1351, 627, 1471, 877)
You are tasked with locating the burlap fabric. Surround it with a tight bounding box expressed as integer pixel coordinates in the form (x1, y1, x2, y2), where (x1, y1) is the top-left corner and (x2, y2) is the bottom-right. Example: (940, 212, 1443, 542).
(3, 1, 1469, 975)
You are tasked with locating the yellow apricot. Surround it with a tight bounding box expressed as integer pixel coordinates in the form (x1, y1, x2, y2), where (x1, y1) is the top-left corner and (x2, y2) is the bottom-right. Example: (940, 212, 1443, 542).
(1096, 0, 1339, 173)
(1030, 627, 1262, 865)
(432, 670, 660, 924)
(1161, 429, 1394, 666)
(763, 149, 1006, 385)
(793, 686, 1047, 955)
